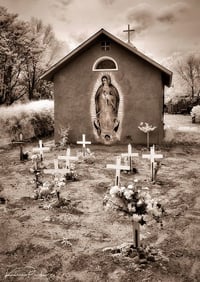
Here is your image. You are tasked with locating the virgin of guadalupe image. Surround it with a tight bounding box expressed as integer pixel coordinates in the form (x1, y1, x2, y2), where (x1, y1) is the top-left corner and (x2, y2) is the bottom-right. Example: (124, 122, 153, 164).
(94, 74, 120, 143)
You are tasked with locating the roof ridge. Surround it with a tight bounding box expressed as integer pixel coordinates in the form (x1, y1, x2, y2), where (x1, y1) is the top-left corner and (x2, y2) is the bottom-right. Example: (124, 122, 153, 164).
(40, 28, 172, 86)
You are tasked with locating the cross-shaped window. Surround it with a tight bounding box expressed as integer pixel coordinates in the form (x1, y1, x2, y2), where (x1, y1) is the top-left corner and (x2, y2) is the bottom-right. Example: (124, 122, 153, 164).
(101, 41, 110, 51)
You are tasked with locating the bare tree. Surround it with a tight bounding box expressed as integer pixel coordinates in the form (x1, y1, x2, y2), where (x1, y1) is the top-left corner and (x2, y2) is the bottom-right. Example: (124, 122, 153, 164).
(176, 55, 200, 100)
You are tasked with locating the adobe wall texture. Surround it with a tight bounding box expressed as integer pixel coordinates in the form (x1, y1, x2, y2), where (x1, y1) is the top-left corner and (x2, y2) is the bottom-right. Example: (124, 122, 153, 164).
(53, 37, 164, 145)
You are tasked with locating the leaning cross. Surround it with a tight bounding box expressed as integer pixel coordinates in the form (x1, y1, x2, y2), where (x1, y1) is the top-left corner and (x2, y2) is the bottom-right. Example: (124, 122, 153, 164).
(58, 147, 78, 169)
(32, 140, 50, 161)
(106, 156, 130, 187)
(123, 24, 135, 43)
(142, 145, 163, 181)
(121, 144, 139, 171)
(12, 132, 26, 161)
(43, 159, 70, 176)
(77, 134, 91, 156)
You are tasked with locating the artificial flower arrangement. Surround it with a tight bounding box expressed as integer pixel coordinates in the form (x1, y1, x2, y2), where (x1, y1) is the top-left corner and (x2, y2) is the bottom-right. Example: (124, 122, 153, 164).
(33, 176, 66, 200)
(103, 179, 164, 227)
(138, 122, 156, 149)
(103, 179, 167, 264)
(64, 163, 79, 181)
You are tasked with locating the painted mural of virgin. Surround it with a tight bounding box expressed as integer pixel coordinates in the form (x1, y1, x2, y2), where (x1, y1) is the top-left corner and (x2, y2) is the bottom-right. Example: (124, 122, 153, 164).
(94, 74, 120, 143)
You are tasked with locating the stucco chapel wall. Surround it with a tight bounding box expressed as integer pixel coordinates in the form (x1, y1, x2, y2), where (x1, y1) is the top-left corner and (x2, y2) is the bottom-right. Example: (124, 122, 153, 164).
(53, 38, 164, 145)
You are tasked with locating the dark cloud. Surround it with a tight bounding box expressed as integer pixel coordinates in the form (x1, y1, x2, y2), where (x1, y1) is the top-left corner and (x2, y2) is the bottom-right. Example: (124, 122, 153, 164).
(59, 0, 73, 7)
(57, 14, 70, 23)
(127, 3, 155, 32)
(126, 2, 189, 33)
(157, 13, 176, 24)
(51, 0, 73, 23)
(157, 2, 189, 23)
(51, 0, 73, 10)
(99, 0, 115, 6)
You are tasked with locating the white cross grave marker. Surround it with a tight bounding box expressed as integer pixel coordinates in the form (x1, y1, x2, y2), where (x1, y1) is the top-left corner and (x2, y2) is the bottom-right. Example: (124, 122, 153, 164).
(32, 140, 50, 161)
(121, 144, 139, 171)
(106, 156, 130, 187)
(142, 145, 163, 181)
(58, 147, 78, 169)
(43, 159, 70, 176)
(77, 134, 91, 156)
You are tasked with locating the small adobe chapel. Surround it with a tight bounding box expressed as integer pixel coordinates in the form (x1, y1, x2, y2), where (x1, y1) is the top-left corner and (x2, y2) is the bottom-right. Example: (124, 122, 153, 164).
(41, 28, 172, 145)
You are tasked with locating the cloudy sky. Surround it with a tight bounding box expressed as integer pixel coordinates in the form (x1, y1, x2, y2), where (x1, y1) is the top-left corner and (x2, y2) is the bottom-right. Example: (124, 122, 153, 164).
(0, 0, 199, 66)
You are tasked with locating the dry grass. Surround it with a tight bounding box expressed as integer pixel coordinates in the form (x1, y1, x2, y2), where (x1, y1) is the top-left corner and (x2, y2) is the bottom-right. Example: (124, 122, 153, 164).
(164, 114, 200, 145)
(0, 100, 54, 144)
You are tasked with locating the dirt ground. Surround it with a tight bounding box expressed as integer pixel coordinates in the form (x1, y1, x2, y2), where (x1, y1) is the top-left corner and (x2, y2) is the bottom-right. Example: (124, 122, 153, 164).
(0, 139, 200, 282)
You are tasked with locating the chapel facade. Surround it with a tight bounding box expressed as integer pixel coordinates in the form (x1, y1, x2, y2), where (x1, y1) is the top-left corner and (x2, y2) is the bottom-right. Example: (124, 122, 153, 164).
(41, 28, 172, 145)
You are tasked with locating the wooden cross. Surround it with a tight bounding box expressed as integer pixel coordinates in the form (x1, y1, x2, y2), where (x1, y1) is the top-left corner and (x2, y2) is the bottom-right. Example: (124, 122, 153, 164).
(106, 156, 130, 187)
(12, 132, 27, 161)
(123, 24, 135, 43)
(32, 140, 50, 161)
(77, 134, 91, 156)
(121, 144, 139, 171)
(30, 155, 43, 188)
(32, 155, 40, 171)
(34, 169, 43, 189)
(142, 145, 163, 181)
(43, 159, 70, 176)
(58, 147, 78, 169)
(133, 221, 140, 248)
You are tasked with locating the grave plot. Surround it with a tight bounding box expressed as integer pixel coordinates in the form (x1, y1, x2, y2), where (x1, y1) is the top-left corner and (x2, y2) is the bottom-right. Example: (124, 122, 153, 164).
(30, 144, 81, 211)
(76, 134, 96, 164)
(121, 143, 139, 173)
(77, 134, 91, 157)
(142, 145, 163, 182)
(32, 139, 50, 161)
(104, 148, 165, 266)
(58, 148, 79, 181)
(106, 155, 130, 186)
(0, 142, 200, 282)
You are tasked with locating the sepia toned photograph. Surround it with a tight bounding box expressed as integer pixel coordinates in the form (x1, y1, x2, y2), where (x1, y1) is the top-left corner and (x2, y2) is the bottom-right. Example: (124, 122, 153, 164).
(0, 0, 199, 281)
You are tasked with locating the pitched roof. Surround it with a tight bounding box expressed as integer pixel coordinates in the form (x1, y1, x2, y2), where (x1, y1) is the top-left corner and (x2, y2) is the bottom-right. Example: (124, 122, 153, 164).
(40, 28, 172, 87)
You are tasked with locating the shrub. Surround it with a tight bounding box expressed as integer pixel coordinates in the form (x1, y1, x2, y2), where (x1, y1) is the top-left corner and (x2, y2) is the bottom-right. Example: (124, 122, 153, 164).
(191, 105, 200, 123)
(57, 126, 70, 148)
(0, 100, 54, 141)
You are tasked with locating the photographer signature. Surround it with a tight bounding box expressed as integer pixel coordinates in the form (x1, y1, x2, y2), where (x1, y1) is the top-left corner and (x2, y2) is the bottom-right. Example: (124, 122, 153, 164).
(5, 266, 47, 279)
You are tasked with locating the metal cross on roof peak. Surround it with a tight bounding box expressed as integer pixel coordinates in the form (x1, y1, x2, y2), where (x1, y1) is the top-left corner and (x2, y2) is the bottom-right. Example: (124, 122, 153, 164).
(123, 24, 135, 44)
